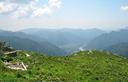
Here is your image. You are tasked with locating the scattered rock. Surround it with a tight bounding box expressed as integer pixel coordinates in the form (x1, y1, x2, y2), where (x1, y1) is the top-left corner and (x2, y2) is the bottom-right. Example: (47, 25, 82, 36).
(3, 62, 27, 71)
(25, 53, 30, 57)
(87, 50, 93, 54)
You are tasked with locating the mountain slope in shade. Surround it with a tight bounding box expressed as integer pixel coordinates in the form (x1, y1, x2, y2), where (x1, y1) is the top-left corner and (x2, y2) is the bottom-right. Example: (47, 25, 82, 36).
(106, 42, 128, 57)
(0, 30, 67, 55)
(85, 29, 128, 50)
(22, 28, 105, 53)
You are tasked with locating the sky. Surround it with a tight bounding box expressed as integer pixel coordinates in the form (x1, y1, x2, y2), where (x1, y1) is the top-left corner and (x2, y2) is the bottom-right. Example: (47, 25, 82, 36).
(0, 0, 128, 31)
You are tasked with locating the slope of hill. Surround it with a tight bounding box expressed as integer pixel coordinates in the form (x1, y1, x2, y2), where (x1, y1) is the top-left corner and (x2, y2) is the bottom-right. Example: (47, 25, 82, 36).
(0, 50, 128, 81)
(22, 28, 105, 53)
(106, 42, 128, 57)
(85, 29, 128, 50)
(0, 30, 67, 55)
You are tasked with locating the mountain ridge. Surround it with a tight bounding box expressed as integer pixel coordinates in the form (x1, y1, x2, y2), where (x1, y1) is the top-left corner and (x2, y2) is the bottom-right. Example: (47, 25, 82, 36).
(85, 29, 128, 50)
(0, 30, 67, 55)
(21, 28, 105, 53)
(106, 42, 128, 57)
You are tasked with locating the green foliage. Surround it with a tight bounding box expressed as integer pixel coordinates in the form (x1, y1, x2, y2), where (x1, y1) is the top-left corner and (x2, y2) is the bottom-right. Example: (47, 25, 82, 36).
(0, 50, 128, 82)
(1, 56, 13, 62)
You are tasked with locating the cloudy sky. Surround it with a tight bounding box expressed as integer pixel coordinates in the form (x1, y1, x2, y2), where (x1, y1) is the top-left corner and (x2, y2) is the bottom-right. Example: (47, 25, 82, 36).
(0, 0, 128, 31)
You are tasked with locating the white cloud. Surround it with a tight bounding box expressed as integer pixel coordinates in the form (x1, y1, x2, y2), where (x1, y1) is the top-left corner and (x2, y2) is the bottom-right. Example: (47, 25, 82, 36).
(49, 0, 62, 8)
(120, 5, 128, 11)
(0, 2, 17, 14)
(0, 0, 62, 18)
(31, 0, 62, 17)
(12, 6, 29, 18)
(32, 7, 52, 17)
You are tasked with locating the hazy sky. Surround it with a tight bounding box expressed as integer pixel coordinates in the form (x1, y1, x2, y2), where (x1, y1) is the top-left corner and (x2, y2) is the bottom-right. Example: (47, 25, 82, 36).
(0, 0, 128, 31)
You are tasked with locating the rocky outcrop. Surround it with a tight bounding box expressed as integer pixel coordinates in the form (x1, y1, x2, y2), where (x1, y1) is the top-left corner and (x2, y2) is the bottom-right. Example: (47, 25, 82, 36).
(3, 62, 27, 71)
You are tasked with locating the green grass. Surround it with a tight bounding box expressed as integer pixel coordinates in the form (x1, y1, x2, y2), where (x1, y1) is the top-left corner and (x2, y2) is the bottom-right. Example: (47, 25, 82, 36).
(0, 50, 128, 82)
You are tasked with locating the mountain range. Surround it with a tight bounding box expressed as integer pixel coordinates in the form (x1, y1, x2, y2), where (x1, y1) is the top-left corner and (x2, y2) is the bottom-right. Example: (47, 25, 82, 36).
(85, 29, 128, 49)
(0, 30, 67, 56)
(106, 42, 128, 57)
(22, 28, 105, 53)
(0, 27, 128, 57)
(85, 28, 128, 56)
